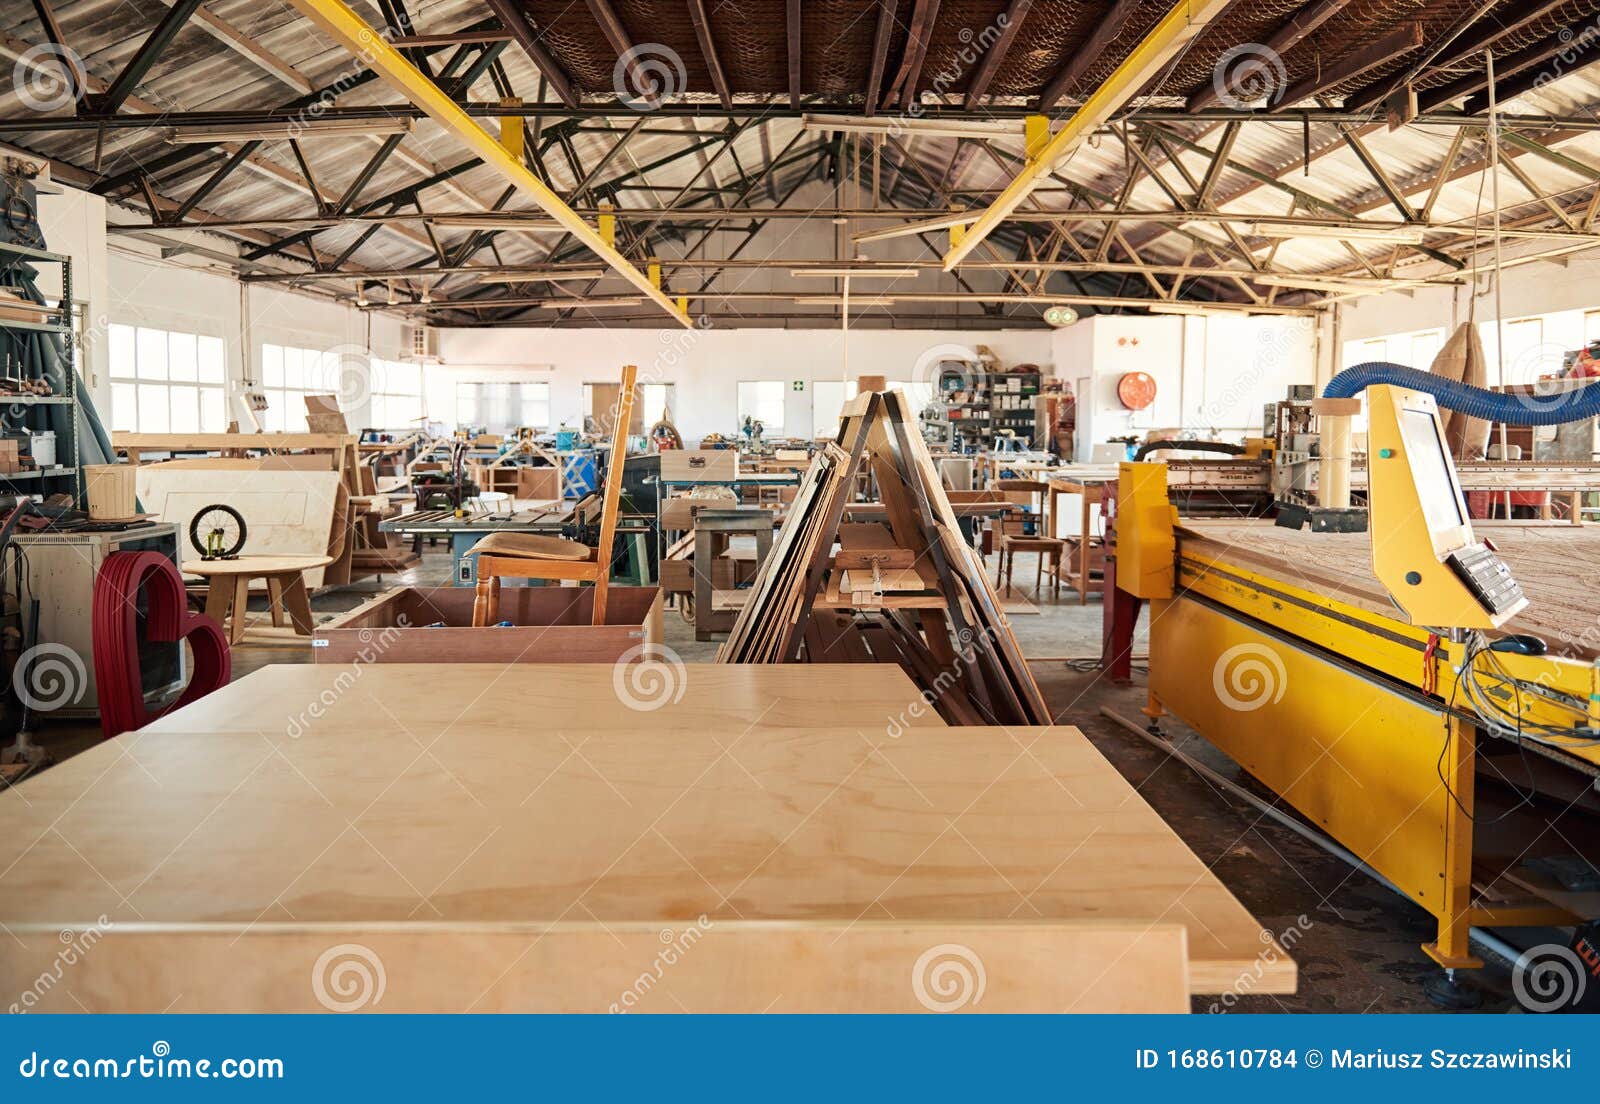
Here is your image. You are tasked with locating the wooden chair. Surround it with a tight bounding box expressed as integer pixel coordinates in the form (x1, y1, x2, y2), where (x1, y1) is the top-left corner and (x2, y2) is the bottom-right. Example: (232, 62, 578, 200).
(994, 479, 1065, 599)
(471, 365, 637, 627)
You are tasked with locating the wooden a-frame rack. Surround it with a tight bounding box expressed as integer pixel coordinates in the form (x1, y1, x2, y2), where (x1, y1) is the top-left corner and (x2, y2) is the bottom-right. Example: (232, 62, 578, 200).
(718, 390, 1048, 727)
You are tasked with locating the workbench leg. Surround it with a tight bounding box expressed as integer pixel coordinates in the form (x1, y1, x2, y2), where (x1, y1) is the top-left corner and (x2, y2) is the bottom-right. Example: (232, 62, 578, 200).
(266, 576, 288, 627)
(1079, 494, 1091, 605)
(228, 576, 251, 646)
(203, 578, 232, 627)
(280, 573, 316, 636)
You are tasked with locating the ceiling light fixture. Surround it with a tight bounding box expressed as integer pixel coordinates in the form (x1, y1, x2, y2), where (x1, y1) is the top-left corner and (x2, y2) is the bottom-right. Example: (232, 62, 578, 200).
(1239, 222, 1427, 244)
(801, 114, 1022, 141)
(427, 216, 566, 232)
(475, 268, 608, 283)
(789, 267, 919, 279)
(165, 118, 413, 143)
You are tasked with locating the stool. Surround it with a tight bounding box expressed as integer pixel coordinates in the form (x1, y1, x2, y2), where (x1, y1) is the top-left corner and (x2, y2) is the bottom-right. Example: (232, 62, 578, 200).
(692, 508, 775, 641)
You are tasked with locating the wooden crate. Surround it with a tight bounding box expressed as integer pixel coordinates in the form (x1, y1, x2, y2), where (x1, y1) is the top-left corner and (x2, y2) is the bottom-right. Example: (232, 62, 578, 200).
(313, 585, 663, 664)
(660, 449, 738, 481)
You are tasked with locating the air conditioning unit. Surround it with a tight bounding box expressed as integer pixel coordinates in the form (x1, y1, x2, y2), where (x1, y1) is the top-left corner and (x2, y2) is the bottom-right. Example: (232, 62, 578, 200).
(402, 324, 440, 362)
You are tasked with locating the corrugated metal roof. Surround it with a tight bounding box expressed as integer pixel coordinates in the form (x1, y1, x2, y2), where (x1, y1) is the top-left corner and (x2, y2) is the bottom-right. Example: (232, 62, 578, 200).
(1, 0, 1599, 322)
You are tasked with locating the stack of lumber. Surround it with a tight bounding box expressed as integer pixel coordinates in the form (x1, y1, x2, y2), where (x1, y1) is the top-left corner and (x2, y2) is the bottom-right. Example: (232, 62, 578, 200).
(719, 391, 1047, 726)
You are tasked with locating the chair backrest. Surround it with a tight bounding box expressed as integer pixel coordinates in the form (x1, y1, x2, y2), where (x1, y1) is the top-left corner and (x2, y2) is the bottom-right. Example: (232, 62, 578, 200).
(592, 364, 638, 572)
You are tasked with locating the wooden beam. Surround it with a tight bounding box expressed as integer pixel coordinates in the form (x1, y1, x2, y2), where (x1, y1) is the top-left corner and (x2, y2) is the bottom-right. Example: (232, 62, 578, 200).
(483, 0, 577, 108)
(1347, 0, 1568, 111)
(1037, 0, 1140, 111)
(686, 0, 732, 109)
(151, 0, 313, 93)
(1185, 0, 1353, 111)
(1459, 26, 1600, 114)
(964, 0, 1032, 106)
(887, 0, 941, 109)
(786, 0, 802, 105)
(864, 0, 897, 116)
(1269, 21, 1422, 112)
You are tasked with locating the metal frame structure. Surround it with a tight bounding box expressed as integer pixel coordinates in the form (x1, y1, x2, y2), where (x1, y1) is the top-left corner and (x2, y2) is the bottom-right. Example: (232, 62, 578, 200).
(6, 0, 1600, 326)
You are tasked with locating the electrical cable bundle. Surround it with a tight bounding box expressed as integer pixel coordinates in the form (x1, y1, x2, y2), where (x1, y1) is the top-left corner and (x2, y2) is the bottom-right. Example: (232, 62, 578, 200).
(1457, 631, 1600, 751)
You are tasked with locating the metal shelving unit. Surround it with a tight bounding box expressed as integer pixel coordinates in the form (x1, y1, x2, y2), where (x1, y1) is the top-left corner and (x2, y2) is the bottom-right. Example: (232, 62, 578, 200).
(0, 241, 80, 503)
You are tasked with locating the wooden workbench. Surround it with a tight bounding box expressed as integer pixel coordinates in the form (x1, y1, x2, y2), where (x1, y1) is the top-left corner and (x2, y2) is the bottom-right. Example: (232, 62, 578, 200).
(138, 663, 945, 736)
(1180, 519, 1600, 658)
(0, 709, 1291, 1011)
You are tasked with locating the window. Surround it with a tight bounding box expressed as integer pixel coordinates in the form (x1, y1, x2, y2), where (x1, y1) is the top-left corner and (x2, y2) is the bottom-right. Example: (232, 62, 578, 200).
(456, 381, 549, 434)
(1480, 317, 1555, 384)
(737, 381, 786, 435)
(109, 323, 227, 433)
(812, 379, 858, 437)
(260, 343, 344, 432)
(641, 383, 675, 428)
(889, 379, 935, 415)
(580, 382, 673, 430)
(369, 358, 426, 430)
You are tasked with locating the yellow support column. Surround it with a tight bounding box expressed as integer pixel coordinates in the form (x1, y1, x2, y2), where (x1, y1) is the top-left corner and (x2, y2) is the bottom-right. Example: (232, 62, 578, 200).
(283, 0, 690, 328)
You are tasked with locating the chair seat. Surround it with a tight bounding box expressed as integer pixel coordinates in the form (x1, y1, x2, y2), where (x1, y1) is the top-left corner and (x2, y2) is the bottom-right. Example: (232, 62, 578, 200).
(475, 533, 593, 561)
(1000, 534, 1067, 551)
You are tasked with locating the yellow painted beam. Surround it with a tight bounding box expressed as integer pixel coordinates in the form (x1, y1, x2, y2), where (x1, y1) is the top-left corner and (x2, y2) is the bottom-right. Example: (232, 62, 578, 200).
(943, 0, 1234, 271)
(283, 0, 691, 327)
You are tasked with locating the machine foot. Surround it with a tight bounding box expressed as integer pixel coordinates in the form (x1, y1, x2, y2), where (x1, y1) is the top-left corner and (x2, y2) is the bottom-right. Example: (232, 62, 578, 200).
(1423, 968, 1483, 1010)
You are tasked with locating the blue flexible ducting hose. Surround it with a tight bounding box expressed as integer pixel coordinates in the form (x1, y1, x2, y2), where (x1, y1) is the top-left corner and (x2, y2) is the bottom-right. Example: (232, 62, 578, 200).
(1323, 361, 1600, 426)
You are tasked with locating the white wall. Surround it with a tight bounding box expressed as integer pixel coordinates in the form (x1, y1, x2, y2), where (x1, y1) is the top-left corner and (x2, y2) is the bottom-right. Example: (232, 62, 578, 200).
(1052, 314, 1318, 460)
(434, 326, 1054, 440)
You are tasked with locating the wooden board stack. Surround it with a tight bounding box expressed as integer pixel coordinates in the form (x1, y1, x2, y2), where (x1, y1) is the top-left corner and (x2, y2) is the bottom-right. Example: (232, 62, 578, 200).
(719, 390, 1048, 726)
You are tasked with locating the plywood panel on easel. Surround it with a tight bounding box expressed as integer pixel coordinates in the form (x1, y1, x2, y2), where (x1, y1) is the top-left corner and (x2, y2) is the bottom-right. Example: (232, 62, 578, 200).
(136, 466, 343, 588)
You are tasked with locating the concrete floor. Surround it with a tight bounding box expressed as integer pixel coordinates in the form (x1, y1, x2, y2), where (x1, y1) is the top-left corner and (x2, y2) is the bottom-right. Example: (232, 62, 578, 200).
(20, 541, 1535, 1013)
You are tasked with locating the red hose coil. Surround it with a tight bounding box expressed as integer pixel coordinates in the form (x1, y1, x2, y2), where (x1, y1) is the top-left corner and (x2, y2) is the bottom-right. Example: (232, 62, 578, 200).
(92, 551, 230, 740)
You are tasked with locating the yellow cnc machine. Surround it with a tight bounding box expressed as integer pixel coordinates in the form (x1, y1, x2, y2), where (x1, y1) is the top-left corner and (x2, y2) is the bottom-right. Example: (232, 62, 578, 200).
(1116, 385, 1597, 991)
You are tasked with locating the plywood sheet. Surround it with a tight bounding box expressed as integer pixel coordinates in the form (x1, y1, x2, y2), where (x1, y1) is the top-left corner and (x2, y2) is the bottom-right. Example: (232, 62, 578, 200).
(0, 720, 1284, 1010)
(137, 466, 343, 588)
(135, 663, 946, 737)
(1180, 520, 1600, 658)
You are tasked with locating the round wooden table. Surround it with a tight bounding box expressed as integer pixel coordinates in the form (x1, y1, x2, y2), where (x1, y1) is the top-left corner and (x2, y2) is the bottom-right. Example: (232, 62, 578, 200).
(182, 555, 333, 645)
